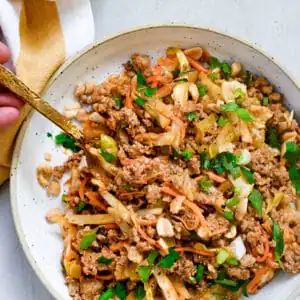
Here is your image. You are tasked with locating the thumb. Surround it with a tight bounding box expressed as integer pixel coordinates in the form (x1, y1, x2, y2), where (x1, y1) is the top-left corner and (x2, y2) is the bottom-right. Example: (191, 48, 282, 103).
(0, 42, 11, 64)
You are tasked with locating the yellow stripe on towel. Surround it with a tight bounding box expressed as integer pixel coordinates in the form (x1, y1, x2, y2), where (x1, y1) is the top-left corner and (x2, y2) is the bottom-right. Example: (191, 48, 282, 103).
(0, 0, 66, 184)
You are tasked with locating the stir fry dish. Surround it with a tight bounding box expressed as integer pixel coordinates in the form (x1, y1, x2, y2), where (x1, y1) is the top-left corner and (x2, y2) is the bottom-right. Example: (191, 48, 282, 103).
(38, 46, 300, 300)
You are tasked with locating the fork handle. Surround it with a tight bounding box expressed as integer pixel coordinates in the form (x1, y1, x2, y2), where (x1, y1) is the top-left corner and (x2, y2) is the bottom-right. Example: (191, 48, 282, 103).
(0, 65, 83, 141)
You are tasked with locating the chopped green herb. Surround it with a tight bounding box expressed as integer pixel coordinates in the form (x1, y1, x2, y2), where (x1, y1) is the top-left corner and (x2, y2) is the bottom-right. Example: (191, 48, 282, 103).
(226, 197, 240, 207)
(77, 201, 87, 213)
(245, 71, 253, 86)
(189, 276, 197, 283)
(186, 112, 198, 121)
(233, 88, 245, 103)
(172, 70, 180, 78)
(101, 149, 116, 163)
(195, 264, 205, 282)
(215, 278, 239, 288)
(231, 166, 241, 179)
(147, 250, 159, 265)
(221, 102, 239, 112)
(157, 248, 179, 268)
(47, 132, 53, 138)
(210, 57, 221, 69)
(124, 183, 132, 191)
(197, 83, 208, 97)
(134, 284, 146, 300)
(273, 220, 284, 263)
(217, 116, 229, 127)
(248, 188, 263, 218)
(115, 282, 126, 300)
(221, 103, 255, 122)
(217, 248, 230, 265)
(241, 166, 254, 184)
(135, 97, 146, 106)
(200, 152, 211, 170)
(198, 176, 213, 194)
(221, 62, 231, 79)
(288, 165, 300, 193)
(55, 133, 81, 152)
(172, 148, 181, 158)
(112, 96, 122, 109)
(284, 141, 300, 165)
(136, 72, 146, 86)
(99, 287, 115, 300)
(266, 127, 280, 149)
(262, 97, 269, 105)
(138, 266, 151, 283)
(218, 152, 239, 177)
(236, 108, 255, 122)
(62, 193, 67, 202)
(181, 149, 193, 161)
(227, 257, 239, 265)
(234, 187, 241, 194)
(144, 87, 158, 97)
(208, 73, 218, 80)
(96, 256, 113, 265)
(80, 228, 98, 250)
(224, 210, 234, 220)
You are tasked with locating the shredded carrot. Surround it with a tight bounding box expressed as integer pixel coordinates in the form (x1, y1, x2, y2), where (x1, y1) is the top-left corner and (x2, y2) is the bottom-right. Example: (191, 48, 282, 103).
(86, 191, 107, 211)
(186, 56, 209, 74)
(152, 65, 163, 76)
(105, 223, 119, 230)
(95, 274, 114, 281)
(183, 199, 207, 226)
(262, 221, 272, 234)
(64, 177, 72, 185)
(247, 266, 271, 294)
(204, 171, 227, 183)
(155, 84, 173, 98)
(137, 218, 157, 226)
(173, 216, 198, 231)
(200, 49, 211, 63)
(266, 250, 279, 269)
(110, 241, 128, 252)
(175, 247, 214, 257)
(254, 225, 270, 262)
(255, 241, 270, 262)
(161, 186, 181, 197)
(119, 191, 146, 198)
(124, 91, 133, 109)
(79, 177, 88, 199)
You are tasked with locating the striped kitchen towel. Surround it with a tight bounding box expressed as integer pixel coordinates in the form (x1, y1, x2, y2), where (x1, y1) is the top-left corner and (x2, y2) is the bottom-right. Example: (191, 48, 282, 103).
(0, 0, 95, 184)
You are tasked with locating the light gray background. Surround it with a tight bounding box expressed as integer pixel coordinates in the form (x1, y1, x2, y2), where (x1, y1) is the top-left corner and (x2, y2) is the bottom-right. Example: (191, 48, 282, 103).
(1, 0, 300, 298)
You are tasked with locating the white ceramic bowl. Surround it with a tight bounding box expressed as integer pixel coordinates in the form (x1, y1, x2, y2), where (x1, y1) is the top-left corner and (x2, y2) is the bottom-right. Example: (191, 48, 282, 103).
(11, 25, 300, 300)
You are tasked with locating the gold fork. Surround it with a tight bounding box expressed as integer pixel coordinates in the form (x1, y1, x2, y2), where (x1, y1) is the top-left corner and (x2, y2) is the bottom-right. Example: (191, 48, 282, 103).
(0, 65, 83, 142)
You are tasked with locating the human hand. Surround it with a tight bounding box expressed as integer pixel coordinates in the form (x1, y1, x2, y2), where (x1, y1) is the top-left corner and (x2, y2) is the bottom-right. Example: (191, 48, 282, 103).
(0, 42, 23, 127)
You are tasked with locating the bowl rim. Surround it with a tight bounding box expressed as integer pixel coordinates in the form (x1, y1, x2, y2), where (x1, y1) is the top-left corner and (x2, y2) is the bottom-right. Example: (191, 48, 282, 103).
(10, 24, 300, 300)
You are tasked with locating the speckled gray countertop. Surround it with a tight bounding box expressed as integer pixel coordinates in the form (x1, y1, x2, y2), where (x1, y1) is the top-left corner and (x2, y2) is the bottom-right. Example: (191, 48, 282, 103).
(1, 0, 300, 298)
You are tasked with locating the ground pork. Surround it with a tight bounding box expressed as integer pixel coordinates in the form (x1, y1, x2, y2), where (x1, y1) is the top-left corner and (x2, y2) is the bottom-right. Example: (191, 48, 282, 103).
(146, 184, 162, 205)
(188, 156, 201, 175)
(122, 141, 154, 158)
(206, 213, 230, 238)
(282, 243, 300, 274)
(119, 107, 146, 137)
(114, 250, 129, 280)
(269, 104, 298, 133)
(240, 216, 266, 255)
(136, 241, 153, 252)
(240, 254, 256, 268)
(79, 279, 103, 300)
(132, 53, 151, 72)
(92, 95, 117, 112)
(81, 252, 110, 276)
(228, 267, 251, 280)
(250, 146, 289, 185)
(167, 255, 196, 281)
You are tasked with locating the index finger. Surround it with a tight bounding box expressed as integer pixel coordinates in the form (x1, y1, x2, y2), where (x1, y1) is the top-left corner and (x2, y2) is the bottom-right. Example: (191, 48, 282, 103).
(0, 42, 11, 64)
